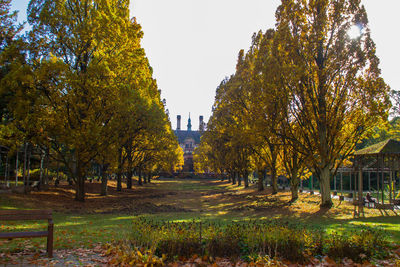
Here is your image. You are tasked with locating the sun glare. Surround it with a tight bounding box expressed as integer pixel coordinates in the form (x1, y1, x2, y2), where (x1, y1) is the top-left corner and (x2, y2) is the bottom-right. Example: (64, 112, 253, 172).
(348, 24, 362, 39)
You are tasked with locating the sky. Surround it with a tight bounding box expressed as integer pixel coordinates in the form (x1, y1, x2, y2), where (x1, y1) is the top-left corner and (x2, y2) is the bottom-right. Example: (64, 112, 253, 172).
(10, 0, 400, 131)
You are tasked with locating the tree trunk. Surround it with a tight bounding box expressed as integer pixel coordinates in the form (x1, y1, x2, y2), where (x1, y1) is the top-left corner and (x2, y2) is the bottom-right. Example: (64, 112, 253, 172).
(39, 150, 44, 188)
(4, 154, 9, 187)
(237, 172, 242, 186)
(117, 148, 122, 191)
(290, 168, 300, 202)
(271, 167, 278, 194)
(244, 171, 249, 188)
(126, 146, 133, 189)
(138, 169, 143, 186)
(147, 172, 151, 183)
(15, 151, 19, 186)
(318, 167, 333, 208)
(44, 147, 50, 186)
(143, 171, 147, 184)
(25, 145, 31, 194)
(75, 160, 85, 202)
(117, 171, 122, 191)
(75, 174, 85, 201)
(257, 169, 264, 191)
(23, 143, 27, 187)
(126, 169, 133, 189)
(264, 169, 268, 186)
(232, 172, 236, 185)
(100, 165, 108, 196)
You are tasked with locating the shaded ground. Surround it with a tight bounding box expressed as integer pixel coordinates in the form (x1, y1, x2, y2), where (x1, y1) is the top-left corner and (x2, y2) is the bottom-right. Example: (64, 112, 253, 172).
(1, 178, 395, 219)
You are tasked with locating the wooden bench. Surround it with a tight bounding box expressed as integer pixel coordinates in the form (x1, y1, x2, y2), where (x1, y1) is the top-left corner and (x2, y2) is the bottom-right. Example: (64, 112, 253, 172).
(0, 210, 54, 257)
(351, 198, 377, 208)
(364, 199, 375, 208)
(375, 203, 395, 211)
(392, 199, 400, 205)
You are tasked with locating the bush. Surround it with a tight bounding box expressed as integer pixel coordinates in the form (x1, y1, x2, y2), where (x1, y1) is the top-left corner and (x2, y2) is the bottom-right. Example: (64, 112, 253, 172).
(324, 228, 389, 262)
(129, 218, 390, 264)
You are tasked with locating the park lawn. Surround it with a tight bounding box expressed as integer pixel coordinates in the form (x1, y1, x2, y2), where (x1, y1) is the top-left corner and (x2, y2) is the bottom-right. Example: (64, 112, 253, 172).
(0, 178, 399, 253)
(0, 213, 136, 252)
(1, 211, 399, 253)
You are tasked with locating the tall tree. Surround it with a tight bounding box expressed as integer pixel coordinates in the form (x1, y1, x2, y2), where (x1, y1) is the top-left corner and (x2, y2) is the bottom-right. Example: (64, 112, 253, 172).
(0, 0, 27, 148)
(27, 0, 154, 201)
(274, 0, 390, 207)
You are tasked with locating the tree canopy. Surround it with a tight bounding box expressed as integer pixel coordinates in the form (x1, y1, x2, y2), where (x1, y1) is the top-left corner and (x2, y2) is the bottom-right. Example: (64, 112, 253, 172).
(195, 0, 390, 207)
(0, 0, 183, 201)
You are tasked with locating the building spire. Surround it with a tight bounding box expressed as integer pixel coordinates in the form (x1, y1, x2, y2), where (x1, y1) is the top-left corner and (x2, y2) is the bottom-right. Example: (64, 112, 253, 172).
(187, 113, 192, 131)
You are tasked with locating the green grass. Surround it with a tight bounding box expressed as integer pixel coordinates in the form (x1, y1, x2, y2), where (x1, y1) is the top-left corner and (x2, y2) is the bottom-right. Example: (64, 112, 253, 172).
(1, 178, 399, 254)
(0, 213, 136, 252)
(1, 210, 399, 253)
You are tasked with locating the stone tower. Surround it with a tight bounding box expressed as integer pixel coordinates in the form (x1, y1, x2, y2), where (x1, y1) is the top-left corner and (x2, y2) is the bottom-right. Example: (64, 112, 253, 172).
(187, 113, 192, 131)
(177, 115, 181, 130)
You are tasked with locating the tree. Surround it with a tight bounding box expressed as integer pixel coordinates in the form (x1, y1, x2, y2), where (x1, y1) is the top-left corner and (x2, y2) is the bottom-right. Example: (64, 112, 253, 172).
(0, 0, 24, 128)
(274, 0, 390, 207)
(0, 0, 25, 146)
(27, 0, 157, 201)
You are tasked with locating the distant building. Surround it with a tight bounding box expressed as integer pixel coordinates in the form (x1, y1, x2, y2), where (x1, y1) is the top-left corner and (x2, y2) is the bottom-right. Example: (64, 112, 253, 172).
(174, 114, 205, 172)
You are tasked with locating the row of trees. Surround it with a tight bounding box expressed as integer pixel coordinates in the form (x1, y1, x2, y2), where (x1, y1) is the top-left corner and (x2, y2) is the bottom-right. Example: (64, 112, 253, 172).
(194, 0, 390, 207)
(0, 0, 183, 201)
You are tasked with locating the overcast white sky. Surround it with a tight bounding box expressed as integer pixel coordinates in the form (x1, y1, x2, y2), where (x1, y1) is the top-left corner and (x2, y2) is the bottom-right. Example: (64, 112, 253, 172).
(11, 0, 400, 130)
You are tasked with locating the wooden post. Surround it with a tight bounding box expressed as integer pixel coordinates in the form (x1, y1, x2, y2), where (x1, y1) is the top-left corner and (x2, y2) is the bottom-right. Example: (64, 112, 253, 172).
(354, 170, 357, 198)
(368, 171, 371, 192)
(394, 170, 397, 204)
(334, 174, 336, 191)
(47, 218, 54, 257)
(389, 170, 393, 203)
(377, 155, 380, 203)
(382, 155, 385, 204)
(341, 171, 343, 196)
(358, 162, 363, 216)
(390, 157, 395, 204)
(396, 172, 398, 202)
(349, 172, 352, 192)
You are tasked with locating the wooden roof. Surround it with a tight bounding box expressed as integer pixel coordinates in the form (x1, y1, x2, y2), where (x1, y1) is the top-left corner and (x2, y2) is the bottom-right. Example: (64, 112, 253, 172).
(354, 139, 400, 156)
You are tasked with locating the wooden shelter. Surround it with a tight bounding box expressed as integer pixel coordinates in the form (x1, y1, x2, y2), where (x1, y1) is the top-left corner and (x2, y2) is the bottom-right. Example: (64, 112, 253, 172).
(353, 139, 400, 215)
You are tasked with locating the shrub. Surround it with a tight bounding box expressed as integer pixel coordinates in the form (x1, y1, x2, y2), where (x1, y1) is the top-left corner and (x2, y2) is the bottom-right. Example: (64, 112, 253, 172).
(324, 228, 389, 262)
(129, 218, 390, 264)
(205, 224, 242, 257)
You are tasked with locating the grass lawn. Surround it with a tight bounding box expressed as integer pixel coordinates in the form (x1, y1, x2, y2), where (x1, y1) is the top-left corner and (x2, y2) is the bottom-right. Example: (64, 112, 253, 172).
(0, 178, 399, 253)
